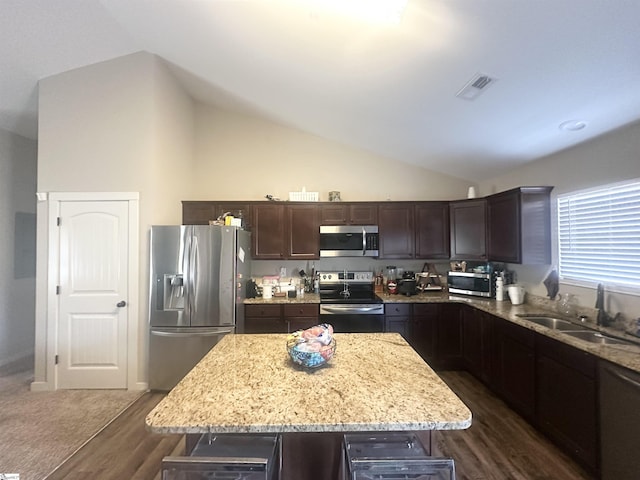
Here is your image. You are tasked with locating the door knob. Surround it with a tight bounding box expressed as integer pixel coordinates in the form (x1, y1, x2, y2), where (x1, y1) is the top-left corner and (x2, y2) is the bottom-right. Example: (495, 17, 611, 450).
(116, 301, 127, 308)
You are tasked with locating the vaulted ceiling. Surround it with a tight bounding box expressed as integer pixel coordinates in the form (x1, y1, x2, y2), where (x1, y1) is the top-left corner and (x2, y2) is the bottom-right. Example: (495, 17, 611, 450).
(3, 1, 640, 181)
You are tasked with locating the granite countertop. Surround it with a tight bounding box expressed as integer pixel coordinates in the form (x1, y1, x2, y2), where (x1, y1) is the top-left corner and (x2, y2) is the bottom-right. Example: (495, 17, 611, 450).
(146, 333, 472, 434)
(244, 291, 640, 374)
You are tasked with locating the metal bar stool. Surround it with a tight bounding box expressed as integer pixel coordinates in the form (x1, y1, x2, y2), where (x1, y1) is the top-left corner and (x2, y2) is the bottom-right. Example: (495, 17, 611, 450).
(162, 433, 281, 480)
(342, 432, 456, 480)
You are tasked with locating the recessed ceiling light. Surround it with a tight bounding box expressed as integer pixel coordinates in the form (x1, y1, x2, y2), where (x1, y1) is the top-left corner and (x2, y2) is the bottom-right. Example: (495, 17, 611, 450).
(559, 120, 587, 131)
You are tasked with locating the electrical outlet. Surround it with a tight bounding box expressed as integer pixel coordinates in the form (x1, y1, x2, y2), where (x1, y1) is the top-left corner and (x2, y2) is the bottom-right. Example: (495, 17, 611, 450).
(279, 267, 287, 278)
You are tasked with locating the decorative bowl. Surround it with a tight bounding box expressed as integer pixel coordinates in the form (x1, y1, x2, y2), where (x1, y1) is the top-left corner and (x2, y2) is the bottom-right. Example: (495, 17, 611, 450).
(286, 323, 336, 369)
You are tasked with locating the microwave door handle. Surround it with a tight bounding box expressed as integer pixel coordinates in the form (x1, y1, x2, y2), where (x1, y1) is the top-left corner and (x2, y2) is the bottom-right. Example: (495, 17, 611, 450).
(362, 227, 366, 256)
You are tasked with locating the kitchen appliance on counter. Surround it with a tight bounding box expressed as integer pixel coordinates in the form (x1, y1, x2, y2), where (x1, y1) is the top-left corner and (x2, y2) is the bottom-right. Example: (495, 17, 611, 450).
(319, 225, 379, 257)
(398, 271, 417, 296)
(148, 225, 251, 390)
(318, 271, 384, 332)
(447, 271, 492, 297)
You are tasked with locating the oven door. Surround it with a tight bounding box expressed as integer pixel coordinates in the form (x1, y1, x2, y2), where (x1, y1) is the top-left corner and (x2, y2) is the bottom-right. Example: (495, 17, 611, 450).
(319, 303, 384, 333)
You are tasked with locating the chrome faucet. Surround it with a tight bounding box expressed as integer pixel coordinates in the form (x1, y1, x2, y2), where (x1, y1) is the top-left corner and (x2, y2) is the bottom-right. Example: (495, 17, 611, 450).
(596, 283, 610, 326)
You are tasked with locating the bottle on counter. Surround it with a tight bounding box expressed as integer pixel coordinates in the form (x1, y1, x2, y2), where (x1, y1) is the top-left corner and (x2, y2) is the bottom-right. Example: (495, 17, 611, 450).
(495, 276, 505, 301)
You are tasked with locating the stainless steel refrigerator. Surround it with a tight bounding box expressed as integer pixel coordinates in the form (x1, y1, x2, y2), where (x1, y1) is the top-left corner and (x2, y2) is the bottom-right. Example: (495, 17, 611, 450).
(148, 225, 251, 390)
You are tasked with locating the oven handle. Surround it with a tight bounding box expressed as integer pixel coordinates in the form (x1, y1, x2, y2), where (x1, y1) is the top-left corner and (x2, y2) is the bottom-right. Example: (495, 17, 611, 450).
(321, 305, 384, 314)
(362, 226, 366, 256)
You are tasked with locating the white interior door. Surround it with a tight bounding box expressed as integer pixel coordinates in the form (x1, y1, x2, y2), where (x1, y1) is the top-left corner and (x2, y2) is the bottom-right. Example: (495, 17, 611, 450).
(57, 200, 129, 389)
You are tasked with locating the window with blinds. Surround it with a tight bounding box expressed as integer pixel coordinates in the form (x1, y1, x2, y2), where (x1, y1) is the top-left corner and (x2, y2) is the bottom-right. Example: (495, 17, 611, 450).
(557, 179, 640, 290)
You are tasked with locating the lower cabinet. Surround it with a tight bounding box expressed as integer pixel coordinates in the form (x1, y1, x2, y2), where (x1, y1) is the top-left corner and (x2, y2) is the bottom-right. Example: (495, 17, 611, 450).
(536, 335, 598, 472)
(384, 304, 412, 339)
(245, 304, 286, 333)
(435, 303, 464, 370)
(461, 306, 496, 386)
(245, 304, 318, 334)
(411, 304, 437, 364)
(494, 317, 536, 421)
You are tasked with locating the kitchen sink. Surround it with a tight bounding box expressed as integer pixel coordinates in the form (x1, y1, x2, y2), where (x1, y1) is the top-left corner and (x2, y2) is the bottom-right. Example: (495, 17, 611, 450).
(517, 315, 587, 331)
(562, 330, 636, 346)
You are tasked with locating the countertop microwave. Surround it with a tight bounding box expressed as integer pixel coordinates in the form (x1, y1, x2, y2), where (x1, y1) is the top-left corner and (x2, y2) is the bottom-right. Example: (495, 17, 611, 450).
(447, 271, 493, 297)
(319, 225, 379, 257)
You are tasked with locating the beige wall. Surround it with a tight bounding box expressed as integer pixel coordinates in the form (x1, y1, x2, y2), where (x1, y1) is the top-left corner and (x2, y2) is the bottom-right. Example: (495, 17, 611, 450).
(36, 52, 195, 387)
(192, 106, 471, 202)
(479, 121, 640, 327)
(0, 129, 37, 370)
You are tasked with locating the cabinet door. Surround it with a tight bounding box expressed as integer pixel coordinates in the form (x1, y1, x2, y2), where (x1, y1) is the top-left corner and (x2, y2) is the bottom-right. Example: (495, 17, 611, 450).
(487, 190, 520, 263)
(412, 304, 437, 364)
(319, 204, 348, 225)
(450, 199, 487, 260)
(436, 303, 463, 369)
(378, 203, 414, 259)
(415, 202, 450, 259)
(462, 305, 482, 377)
(284, 304, 319, 333)
(252, 204, 285, 259)
(349, 204, 378, 224)
(536, 335, 597, 471)
(286, 204, 319, 259)
(496, 319, 535, 421)
(245, 304, 285, 333)
(182, 201, 217, 225)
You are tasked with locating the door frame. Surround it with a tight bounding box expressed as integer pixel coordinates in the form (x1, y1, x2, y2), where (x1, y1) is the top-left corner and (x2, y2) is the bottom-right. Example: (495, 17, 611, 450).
(36, 192, 139, 390)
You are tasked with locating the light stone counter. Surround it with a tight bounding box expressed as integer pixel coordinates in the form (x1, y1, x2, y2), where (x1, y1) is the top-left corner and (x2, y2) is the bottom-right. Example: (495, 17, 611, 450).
(146, 333, 472, 435)
(245, 292, 640, 375)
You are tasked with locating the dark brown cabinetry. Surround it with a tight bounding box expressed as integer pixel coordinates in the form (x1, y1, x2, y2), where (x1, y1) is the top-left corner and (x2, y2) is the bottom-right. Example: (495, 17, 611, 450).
(245, 303, 319, 334)
(384, 303, 412, 340)
(252, 203, 286, 260)
(252, 203, 319, 260)
(411, 303, 438, 364)
(462, 308, 497, 388)
(378, 203, 415, 259)
(285, 204, 319, 260)
(436, 303, 464, 369)
(449, 199, 487, 260)
(536, 335, 597, 472)
(494, 318, 536, 421)
(414, 202, 450, 259)
(182, 201, 253, 228)
(487, 186, 553, 264)
(319, 203, 378, 225)
(244, 304, 287, 333)
(283, 304, 319, 332)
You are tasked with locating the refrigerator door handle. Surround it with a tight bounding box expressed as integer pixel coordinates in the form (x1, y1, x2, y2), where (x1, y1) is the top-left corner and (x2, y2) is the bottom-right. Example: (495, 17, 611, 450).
(150, 328, 234, 338)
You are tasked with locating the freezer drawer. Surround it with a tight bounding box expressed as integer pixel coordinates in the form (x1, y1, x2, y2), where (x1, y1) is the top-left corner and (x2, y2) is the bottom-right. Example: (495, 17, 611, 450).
(149, 327, 232, 391)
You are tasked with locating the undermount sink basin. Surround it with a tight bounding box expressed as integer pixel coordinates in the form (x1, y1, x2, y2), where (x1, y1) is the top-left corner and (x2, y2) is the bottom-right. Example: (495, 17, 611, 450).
(563, 330, 636, 346)
(517, 315, 587, 331)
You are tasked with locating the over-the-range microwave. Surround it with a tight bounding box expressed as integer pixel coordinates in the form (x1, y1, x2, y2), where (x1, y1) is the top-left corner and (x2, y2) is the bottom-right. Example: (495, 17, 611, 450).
(319, 225, 379, 257)
(447, 271, 493, 297)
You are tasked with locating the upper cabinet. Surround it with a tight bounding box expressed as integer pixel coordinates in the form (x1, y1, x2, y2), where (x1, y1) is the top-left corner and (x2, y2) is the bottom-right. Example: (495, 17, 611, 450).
(415, 202, 450, 259)
(486, 186, 553, 264)
(182, 201, 253, 229)
(319, 203, 378, 225)
(252, 203, 320, 260)
(450, 199, 487, 261)
(378, 203, 415, 259)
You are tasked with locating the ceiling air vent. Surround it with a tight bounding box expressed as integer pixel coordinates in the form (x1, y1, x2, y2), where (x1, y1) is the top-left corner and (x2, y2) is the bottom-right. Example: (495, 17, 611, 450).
(456, 73, 497, 100)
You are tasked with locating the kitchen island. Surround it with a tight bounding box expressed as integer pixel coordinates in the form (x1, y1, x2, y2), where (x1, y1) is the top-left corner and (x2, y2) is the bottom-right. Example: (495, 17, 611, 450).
(146, 332, 471, 479)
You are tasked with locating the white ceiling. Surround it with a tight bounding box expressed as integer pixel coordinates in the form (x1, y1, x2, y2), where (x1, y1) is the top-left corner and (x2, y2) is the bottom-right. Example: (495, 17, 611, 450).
(3, 0, 640, 181)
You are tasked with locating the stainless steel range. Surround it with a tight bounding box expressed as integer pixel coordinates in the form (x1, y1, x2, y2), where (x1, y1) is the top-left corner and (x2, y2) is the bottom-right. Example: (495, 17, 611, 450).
(318, 271, 384, 332)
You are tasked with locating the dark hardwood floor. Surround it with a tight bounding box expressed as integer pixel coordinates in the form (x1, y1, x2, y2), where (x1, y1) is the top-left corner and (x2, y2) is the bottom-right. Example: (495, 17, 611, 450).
(45, 372, 594, 480)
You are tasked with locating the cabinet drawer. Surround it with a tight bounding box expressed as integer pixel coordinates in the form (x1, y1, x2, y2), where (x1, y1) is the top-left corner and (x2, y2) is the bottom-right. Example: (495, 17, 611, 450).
(246, 304, 282, 318)
(385, 303, 411, 316)
(283, 303, 319, 318)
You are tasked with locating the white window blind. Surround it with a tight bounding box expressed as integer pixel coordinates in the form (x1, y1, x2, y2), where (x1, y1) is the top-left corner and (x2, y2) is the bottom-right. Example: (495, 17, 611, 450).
(557, 180, 640, 289)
